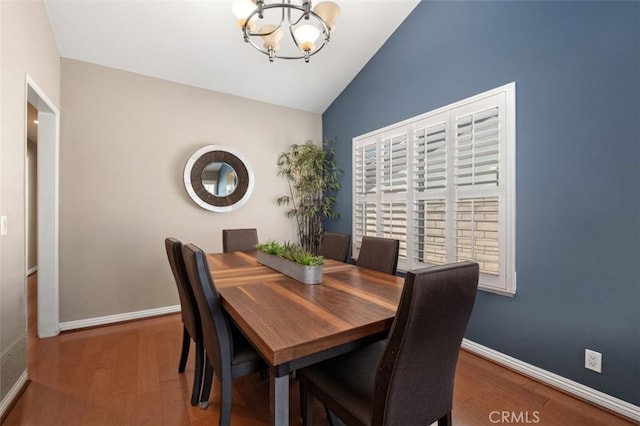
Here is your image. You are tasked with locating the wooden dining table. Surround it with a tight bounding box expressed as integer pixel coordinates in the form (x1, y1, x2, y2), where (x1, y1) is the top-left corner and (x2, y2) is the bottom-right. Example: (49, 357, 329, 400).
(206, 250, 405, 426)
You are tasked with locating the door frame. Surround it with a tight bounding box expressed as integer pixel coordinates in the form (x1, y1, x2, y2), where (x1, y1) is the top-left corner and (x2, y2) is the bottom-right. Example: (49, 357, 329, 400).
(26, 75, 59, 338)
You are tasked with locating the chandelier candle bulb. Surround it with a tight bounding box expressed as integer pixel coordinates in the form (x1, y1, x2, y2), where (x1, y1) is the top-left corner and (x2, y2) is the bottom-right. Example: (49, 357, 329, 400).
(294, 24, 319, 51)
(313, 1, 340, 30)
(232, 0, 257, 27)
(259, 24, 283, 52)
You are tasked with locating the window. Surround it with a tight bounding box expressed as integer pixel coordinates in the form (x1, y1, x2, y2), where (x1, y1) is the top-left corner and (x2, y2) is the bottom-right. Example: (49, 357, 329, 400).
(353, 83, 516, 295)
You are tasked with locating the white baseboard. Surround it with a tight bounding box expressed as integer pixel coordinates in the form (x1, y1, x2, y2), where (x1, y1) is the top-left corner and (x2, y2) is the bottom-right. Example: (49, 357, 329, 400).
(0, 371, 28, 419)
(59, 304, 181, 331)
(461, 339, 640, 422)
(27, 266, 37, 276)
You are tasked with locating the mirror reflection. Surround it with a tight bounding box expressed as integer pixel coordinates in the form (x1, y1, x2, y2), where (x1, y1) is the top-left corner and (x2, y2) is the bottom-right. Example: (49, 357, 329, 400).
(201, 162, 238, 197)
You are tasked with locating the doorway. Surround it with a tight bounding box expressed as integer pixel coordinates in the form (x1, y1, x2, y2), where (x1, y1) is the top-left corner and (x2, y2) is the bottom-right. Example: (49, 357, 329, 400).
(26, 102, 38, 341)
(26, 76, 59, 338)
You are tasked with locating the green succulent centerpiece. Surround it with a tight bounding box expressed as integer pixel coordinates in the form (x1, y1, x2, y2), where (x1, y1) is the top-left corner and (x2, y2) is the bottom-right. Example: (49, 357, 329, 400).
(255, 240, 324, 284)
(255, 241, 324, 266)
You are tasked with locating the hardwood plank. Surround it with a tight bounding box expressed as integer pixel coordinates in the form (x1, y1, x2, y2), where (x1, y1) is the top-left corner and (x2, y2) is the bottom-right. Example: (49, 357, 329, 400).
(206, 251, 259, 270)
(452, 351, 635, 425)
(2, 273, 633, 426)
(320, 272, 402, 311)
(210, 252, 405, 366)
(222, 282, 395, 365)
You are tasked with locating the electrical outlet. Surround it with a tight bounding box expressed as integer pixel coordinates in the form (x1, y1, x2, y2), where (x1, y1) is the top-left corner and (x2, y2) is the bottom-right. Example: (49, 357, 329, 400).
(585, 349, 602, 373)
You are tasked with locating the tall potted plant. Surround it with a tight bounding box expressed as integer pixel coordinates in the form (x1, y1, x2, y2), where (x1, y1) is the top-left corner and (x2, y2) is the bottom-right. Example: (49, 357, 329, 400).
(277, 139, 342, 255)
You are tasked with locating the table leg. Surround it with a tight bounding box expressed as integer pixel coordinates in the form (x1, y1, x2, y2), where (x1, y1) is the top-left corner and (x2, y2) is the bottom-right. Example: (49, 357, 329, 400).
(270, 371, 289, 426)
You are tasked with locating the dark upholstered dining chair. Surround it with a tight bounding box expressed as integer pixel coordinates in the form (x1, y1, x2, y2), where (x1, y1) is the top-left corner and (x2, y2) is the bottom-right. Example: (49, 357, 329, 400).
(222, 228, 259, 252)
(299, 261, 479, 426)
(356, 236, 400, 275)
(319, 232, 351, 263)
(182, 243, 266, 425)
(164, 237, 204, 406)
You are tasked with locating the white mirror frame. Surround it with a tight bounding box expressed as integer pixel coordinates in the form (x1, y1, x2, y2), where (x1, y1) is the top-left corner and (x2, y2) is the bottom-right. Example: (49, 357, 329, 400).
(183, 145, 254, 212)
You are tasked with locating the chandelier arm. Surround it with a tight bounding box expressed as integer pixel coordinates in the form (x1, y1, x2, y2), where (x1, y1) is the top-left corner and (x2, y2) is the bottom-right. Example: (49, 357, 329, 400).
(256, 0, 264, 18)
(303, 0, 311, 18)
(245, 37, 327, 60)
(288, 10, 305, 26)
(286, 0, 293, 25)
(288, 24, 303, 54)
(283, 4, 288, 29)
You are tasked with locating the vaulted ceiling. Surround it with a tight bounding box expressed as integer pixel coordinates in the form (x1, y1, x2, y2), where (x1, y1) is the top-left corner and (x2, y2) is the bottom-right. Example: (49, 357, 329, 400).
(44, 0, 419, 113)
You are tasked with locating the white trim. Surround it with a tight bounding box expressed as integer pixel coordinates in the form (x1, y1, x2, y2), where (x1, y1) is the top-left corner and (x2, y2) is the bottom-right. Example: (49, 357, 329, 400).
(0, 371, 28, 418)
(27, 266, 38, 276)
(26, 75, 60, 338)
(461, 339, 640, 422)
(59, 305, 181, 331)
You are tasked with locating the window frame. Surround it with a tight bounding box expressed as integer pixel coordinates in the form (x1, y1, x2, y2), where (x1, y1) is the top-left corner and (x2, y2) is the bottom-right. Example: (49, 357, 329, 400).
(352, 83, 516, 295)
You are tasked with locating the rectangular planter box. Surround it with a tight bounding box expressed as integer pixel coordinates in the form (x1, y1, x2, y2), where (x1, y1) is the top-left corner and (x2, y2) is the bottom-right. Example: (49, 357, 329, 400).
(256, 251, 323, 285)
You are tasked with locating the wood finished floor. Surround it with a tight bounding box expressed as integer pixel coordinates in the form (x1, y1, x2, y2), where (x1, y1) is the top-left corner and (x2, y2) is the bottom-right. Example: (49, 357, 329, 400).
(1, 274, 635, 425)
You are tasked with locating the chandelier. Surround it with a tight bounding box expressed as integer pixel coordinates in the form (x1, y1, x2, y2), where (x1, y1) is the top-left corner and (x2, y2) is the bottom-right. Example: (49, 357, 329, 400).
(232, 0, 341, 62)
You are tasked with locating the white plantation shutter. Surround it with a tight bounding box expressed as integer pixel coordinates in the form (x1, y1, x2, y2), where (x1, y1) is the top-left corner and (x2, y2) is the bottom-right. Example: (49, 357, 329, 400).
(353, 140, 379, 257)
(380, 133, 408, 260)
(410, 114, 448, 265)
(412, 117, 448, 266)
(354, 202, 377, 245)
(353, 83, 515, 295)
(353, 133, 409, 260)
(382, 202, 408, 258)
(452, 95, 508, 291)
(382, 134, 408, 193)
(355, 142, 377, 195)
(414, 122, 447, 192)
(455, 107, 500, 189)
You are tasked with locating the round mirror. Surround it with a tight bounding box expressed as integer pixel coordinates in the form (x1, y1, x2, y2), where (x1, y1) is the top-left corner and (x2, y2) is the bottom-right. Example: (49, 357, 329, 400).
(184, 145, 254, 212)
(201, 162, 238, 197)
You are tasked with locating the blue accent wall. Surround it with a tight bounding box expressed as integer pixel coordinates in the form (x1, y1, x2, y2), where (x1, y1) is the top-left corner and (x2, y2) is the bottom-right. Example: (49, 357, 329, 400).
(322, 1, 639, 405)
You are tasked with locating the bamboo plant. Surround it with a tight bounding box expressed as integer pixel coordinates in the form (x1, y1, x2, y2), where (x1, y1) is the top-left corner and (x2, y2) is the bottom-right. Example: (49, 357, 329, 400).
(276, 139, 342, 255)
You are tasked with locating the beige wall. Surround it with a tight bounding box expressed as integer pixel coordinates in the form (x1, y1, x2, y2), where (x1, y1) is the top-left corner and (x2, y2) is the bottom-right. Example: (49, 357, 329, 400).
(0, 0, 60, 401)
(59, 59, 321, 322)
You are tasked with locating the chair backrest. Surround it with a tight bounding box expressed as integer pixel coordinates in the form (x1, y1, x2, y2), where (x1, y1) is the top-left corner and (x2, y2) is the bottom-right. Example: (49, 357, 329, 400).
(165, 237, 201, 340)
(182, 243, 234, 376)
(222, 228, 259, 253)
(319, 232, 351, 263)
(372, 261, 479, 426)
(356, 236, 399, 275)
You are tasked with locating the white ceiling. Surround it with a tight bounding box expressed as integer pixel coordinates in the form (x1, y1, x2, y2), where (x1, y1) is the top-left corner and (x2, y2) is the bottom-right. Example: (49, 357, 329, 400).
(44, 0, 419, 114)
